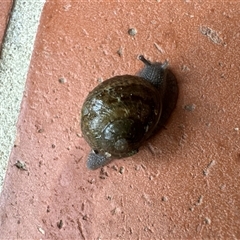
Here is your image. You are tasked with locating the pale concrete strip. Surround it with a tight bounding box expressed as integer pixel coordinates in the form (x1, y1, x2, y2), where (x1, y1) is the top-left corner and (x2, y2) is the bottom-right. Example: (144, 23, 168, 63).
(0, 0, 46, 192)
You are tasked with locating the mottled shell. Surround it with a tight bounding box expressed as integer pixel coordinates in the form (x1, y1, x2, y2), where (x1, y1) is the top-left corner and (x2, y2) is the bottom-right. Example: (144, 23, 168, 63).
(81, 75, 162, 159)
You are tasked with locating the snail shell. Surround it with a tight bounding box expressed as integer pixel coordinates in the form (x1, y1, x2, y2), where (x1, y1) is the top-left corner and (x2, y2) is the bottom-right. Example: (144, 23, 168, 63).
(81, 55, 178, 170)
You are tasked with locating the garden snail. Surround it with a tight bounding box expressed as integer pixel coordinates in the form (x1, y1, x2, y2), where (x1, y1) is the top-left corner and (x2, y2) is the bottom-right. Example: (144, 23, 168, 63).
(81, 55, 178, 170)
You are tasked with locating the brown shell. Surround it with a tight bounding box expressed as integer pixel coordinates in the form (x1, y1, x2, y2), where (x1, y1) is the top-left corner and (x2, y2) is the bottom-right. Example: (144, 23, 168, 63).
(81, 75, 162, 159)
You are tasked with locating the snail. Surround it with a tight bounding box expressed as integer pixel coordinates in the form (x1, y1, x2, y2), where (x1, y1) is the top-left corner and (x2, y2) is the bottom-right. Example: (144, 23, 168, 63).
(81, 55, 178, 170)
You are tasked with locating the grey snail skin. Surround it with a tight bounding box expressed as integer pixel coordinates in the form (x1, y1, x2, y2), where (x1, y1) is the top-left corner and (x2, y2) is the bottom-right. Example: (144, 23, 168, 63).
(81, 55, 178, 170)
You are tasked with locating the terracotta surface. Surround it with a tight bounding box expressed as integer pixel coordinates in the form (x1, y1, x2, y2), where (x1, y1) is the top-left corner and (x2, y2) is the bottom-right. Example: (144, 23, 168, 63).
(0, 0, 13, 50)
(1, 1, 240, 239)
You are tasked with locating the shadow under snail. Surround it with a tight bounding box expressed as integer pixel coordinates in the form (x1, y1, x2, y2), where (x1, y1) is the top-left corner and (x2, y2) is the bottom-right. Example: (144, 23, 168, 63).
(81, 55, 178, 170)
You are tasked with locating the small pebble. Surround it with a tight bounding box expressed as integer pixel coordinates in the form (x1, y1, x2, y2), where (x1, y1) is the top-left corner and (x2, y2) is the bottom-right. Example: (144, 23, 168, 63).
(97, 77, 103, 83)
(38, 227, 45, 235)
(119, 166, 125, 174)
(184, 104, 196, 112)
(128, 28, 137, 36)
(117, 47, 123, 57)
(162, 196, 168, 202)
(204, 217, 211, 225)
(57, 220, 63, 229)
(59, 77, 67, 83)
(112, 165, 118, 171)
(14, 160, 27, 171)
(37, 128, 44, 133)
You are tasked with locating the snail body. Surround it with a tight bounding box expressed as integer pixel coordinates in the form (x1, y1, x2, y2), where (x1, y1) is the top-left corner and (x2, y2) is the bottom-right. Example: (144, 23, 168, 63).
(81, 55, 178, 170)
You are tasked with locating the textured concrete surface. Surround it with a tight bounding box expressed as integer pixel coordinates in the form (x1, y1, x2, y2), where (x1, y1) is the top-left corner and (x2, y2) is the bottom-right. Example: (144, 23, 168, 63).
(0, 1, 240, 239)
(0, 0, 46, 192)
